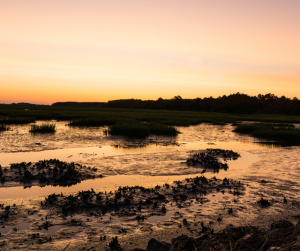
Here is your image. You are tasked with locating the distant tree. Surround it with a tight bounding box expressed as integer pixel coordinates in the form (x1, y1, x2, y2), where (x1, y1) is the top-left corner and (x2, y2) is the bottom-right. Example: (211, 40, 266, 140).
(172, 95, 182, 100)
(264, 93, 278, 100)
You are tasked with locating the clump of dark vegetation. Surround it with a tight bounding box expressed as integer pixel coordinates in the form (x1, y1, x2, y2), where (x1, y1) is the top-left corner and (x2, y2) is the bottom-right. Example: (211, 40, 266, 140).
(0, 204, 12, 221)
(0, 204, 23, 223)
(29, 123, 56, 133)
(0, 165, 6, 184)
(0, 116, 35, 125)
(70, 118, 178, 138)
(187, 149, 241, 172)
(234, 123, 300, 142)
(108, 236, 122, 250)
(41, 176, 244, 220)
(108, 121, 178, 138)
(257, 198, 271, 207)
(0, 124, 9, 132)
(0, 159, 100, 187)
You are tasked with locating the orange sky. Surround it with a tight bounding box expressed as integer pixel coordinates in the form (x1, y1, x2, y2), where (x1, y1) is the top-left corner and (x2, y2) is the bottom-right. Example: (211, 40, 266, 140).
(1, 0, 300, 104)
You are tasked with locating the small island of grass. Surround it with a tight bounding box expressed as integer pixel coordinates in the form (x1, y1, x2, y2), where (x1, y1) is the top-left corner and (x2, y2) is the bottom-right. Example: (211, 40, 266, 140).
(29, 123, 56, 133)
(108, 121, 179, 138)
(234, 123, 300, 142)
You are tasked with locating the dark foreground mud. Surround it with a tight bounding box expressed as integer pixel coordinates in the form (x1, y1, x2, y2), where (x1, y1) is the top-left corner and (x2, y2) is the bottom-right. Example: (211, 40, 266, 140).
(121, 220, 300, 251)
(0, 173, 297, 250)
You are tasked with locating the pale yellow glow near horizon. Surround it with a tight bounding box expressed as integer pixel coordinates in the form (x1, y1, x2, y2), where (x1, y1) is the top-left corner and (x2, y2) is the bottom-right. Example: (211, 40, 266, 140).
(1, 0, 300, 104)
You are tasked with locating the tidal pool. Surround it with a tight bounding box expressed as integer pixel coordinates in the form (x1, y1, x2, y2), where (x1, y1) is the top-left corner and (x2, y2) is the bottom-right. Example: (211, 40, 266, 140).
(1, 122, 300, 250)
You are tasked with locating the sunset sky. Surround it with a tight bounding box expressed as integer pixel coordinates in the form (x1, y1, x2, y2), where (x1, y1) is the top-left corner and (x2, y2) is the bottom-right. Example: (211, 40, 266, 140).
(1, 0, 300, 104)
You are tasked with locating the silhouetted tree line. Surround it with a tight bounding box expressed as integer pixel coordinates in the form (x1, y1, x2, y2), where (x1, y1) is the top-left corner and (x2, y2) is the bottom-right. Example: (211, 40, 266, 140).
(52, 93, 300, 114)
(51, 102, 106, 108)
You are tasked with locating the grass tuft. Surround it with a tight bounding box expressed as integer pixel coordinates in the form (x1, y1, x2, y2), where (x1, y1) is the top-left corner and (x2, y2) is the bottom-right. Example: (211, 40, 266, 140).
(234, 123, 300, 142)
(108, 121, 179, 138)
(30, 124, 56, 133)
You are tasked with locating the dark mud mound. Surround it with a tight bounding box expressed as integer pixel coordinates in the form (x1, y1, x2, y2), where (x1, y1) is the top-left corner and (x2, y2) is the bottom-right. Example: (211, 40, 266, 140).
(186, 149, 241, 172)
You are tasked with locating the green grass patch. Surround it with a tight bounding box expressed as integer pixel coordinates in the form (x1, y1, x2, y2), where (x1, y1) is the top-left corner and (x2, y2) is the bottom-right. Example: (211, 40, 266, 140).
(30, 124, 56, 133)
(108, 121, 179, 138)
(234, 123, 300, 142)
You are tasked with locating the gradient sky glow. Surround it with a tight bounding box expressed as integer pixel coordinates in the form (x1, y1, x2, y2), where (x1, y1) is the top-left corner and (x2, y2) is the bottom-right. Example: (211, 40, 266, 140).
(1, 0, 300, 104)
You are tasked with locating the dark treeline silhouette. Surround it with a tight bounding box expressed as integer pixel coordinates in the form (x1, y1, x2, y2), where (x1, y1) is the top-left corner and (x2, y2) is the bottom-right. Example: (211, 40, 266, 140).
(51, 93, 300, 115)
(51, 102, 106, 108)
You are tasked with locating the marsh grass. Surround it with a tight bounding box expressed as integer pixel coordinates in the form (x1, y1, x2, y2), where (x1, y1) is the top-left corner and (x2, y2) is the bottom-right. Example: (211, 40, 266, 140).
(0, 116, 35, 124)
(30, 124, 56, 133)
(69, 117, 117, 127)
(3, 104, 300, 127)
(0, 124, 9, 131)
(108, 121, 179, 138)
(234, 123, 300, 142)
